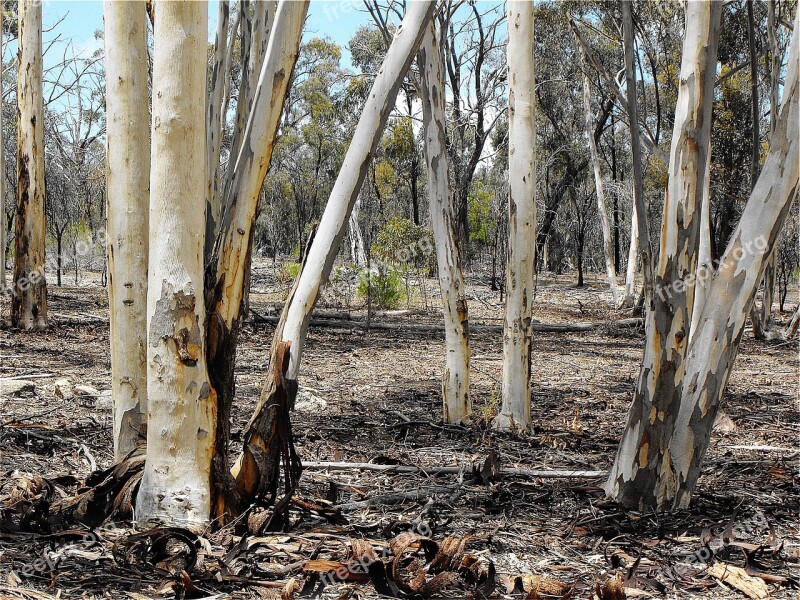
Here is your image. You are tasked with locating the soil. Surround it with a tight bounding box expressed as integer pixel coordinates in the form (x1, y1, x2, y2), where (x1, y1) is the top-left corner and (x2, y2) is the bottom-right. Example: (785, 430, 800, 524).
(0, 258, 797, 599)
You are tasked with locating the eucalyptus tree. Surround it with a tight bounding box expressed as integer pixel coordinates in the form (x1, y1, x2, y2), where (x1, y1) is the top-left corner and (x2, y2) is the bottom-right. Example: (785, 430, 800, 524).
(12, 0, 47, 330)
(104, 0, 150, 460)
(493, 0, 535, 432)
(607, 4, 800, 511)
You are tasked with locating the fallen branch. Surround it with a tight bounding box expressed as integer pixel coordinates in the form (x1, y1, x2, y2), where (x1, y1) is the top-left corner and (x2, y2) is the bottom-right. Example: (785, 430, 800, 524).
(251, 314, 643, 335)
(301, 461, 605, 479)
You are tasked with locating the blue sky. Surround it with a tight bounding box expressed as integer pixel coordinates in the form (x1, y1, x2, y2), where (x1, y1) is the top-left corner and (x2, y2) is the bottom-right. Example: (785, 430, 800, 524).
(36, 0, 376, 71)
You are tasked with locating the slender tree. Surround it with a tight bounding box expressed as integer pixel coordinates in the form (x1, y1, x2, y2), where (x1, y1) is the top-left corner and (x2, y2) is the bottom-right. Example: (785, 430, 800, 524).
(12, 0, 47, 330)
(136, 0, 212, 525)
(418, 20, 470, 424)
(233, 0, 436, 499)
(104, 0, 150, 461)
(494, 0, 535, 431)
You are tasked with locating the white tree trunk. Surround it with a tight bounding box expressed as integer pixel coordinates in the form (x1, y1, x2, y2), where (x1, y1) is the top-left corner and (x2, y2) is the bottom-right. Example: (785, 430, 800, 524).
(667, 24, 798, 507)
(205, 0, 231, 259)
(623, 204, 639, 306)
(418, 22, 470, 424)
(348, 195, 367, 268)
(137, 0, 212, 526)
(582, 74, 619, 306)
(494, 1, 536, 432)
(621, 0, 653, 302)
(104, 0, 150, 461)
(234, 0, 435, 498)
(12, 0, 47, 330)
(606, 0, 729, 511)
(275, 0, 434, 380)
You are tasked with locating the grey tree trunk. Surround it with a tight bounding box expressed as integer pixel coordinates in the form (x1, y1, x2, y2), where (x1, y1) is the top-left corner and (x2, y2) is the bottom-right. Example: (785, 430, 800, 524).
(606, 0, 723, 511)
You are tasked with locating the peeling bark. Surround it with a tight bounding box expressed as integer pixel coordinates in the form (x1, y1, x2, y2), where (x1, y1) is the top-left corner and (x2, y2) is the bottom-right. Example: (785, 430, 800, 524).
(606, 1, 722, 511)
(418, 21, 471, 424)
(494, 1, 536, 432)
(136, 0, 213, 526)
(205, 0, 308, 521)
(12, 0, 47, 331)
(104, 0, 151, 460)
(667, 23, 798, 507)
(235, 0, 435, 498)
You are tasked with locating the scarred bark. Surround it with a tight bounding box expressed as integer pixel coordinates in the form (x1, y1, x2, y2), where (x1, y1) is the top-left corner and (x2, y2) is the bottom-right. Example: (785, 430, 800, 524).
(204, 0, 309, 521)
(494, 1, 536, 432)
(104, 0, 151, 460)
(12, 0, 47, 331)
(606, 1, 722, 510)
(418, 21, 471, 424)
(136, 0, 212, 525)
(234, 0, 435, 498)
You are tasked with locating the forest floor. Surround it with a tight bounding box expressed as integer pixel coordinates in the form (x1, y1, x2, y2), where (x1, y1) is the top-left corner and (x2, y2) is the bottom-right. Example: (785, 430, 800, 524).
(0, 258, 798, 599)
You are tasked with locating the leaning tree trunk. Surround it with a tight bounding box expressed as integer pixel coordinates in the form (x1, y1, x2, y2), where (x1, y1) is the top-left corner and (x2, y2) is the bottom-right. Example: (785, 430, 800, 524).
(418, 21, 471, 424)
(621, 0, 653, 303)
(205, 0, 309, 520)
(582, 73, 619, 306)
(0, 9, 3, 292)
(205, 0, 231, 259)
(751, 0, 782, 338)
(233, 0, 436, 501)
(605, 0, 727, 511)
(661, 25, 798, 509)
(12, 0, 47, 331)
(104, 0, 150, 461)
(493, 0, 536, 432)
(136, 0, 212, 526)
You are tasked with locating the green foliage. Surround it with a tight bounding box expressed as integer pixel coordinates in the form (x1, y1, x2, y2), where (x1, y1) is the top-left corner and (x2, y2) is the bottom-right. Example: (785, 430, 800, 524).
(371, 216, 434, 269)
(357, 264, 404, 310)
(276, 262, 301, 292)
(468, 181, 494, 247)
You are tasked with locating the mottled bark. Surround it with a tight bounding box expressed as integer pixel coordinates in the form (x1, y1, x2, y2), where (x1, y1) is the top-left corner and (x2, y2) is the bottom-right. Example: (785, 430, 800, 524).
(136, 0, 212, 525)
(494, 1, 536, 432)
(418, 22, 470, 424)
(12, 0, 47, 330)
(666, 25, 798, 507)
(606, 0, 723, 510)
(104, 0, 150, 460)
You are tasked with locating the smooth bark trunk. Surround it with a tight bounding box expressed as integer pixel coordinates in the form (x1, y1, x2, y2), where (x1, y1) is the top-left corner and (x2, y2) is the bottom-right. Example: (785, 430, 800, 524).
(607, 2, 757, 512)
(12, 0, 47, 331)
(418, 22, 471, 424)
(621, 0, 653, 302)
(494, 1, 536, 432)
(234, 1, 435, 499)
(665, 27, 798, 507)
(104, 0, 151, 460)
(582, 74, 619, 306)
(136, 0, 212, 525)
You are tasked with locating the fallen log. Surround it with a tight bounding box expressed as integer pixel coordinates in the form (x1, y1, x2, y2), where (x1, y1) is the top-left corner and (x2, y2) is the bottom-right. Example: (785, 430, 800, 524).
(251, 314, 643, 334)
(301, 461, 606, 479)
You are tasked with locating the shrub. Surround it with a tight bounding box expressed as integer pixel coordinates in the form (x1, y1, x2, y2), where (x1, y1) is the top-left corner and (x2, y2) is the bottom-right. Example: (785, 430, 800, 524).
(276, 261, 301, 295)
(357, 264, 404, 309)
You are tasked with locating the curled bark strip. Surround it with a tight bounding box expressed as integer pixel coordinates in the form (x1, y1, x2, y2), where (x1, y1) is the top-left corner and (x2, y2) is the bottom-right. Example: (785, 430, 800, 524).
(112, 527, 199, 575)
